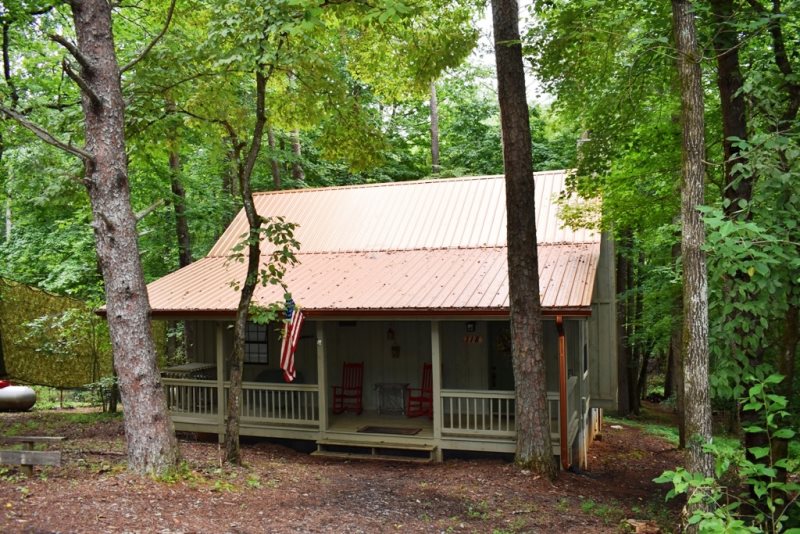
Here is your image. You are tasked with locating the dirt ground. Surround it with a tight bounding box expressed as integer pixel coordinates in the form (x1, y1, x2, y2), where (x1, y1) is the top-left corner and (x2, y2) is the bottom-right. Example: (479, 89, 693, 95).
(0, 408, 684, 533)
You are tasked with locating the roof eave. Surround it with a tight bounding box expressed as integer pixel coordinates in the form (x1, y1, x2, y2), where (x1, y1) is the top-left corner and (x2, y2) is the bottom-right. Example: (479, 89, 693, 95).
(143, 306, 592, 320)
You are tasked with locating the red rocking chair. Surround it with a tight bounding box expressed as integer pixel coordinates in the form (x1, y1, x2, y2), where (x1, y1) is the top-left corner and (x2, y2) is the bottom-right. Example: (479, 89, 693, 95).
(406, 363, 433, 418)
(332, 362, 364, 415)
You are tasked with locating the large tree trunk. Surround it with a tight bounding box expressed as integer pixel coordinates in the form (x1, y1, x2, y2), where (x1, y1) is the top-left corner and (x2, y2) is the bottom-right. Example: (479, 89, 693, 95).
(710, 0, 751, 215)
(491, 0, 556, 478)
(430, 81, 440, 174)
(672, 0, 713, 482)
(71, 0, 178, 474)
(224, 71, 268, 465)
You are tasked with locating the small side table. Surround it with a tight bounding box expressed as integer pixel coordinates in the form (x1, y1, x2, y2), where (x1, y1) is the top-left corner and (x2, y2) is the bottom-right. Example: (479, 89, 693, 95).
(374, 383, 409, 415)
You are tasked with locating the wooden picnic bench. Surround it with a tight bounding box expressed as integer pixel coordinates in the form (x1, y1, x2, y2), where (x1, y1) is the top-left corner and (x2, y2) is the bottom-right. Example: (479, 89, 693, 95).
(0, 436, 65, 476)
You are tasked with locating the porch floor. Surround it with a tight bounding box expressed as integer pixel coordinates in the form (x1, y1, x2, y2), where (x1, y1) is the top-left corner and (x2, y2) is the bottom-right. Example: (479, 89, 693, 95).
(327, 411, 434, 440)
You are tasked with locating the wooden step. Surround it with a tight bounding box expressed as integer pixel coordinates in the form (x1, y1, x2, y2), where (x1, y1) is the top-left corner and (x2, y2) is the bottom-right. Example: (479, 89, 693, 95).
(311, 449, 433, 464)
(316, 438, 435, 451)
(314, 438, 437, 463)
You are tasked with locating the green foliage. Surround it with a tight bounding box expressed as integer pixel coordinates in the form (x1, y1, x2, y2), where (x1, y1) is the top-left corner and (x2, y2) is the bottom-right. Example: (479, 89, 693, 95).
(655, 374, 800, 532)
(228, 215, 299, 295)
(84, 376, 118, 413)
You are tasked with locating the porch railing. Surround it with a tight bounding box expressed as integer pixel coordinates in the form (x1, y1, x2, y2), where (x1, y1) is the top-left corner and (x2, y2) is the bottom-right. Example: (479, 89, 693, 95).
(227, 382, 319, 427)
(440, 389, 516, 438)
(163, 378, 218, 417)
(162, 379, 319, 427)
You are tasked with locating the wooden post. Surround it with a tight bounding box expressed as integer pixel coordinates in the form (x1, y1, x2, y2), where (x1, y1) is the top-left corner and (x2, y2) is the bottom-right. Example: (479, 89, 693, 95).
(316, 321, 328, 439)
(20, 440, 32, 477)
(216, 323, 225, 442)
(431, 320, 443, 462)
(556, 315, 569, 469)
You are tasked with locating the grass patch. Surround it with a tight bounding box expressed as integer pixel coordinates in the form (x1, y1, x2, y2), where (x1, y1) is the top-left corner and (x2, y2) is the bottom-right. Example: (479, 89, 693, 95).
(31, 386, 96, 410)
(604, 414, 680, 446)
(579, 498, 626, 525)
(62, 411, 121, 425)
(607, 406, 799, 462)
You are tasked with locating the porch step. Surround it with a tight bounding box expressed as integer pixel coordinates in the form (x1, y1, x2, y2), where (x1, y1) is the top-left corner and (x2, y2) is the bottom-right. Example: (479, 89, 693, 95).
(313, 439, 437, 463)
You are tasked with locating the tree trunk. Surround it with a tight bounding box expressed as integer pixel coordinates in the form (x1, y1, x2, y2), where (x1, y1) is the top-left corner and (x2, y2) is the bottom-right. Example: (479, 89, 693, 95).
(224, 71, 268, 465)
(70, 0, 178, 474)
(2, 23, 15, 243)
(268, 124, 280, 189)
(1, 136, 10, 243)
(664, 342, 674, 399)
(430, 81, 441, 174)
(668, 242, 687, 448)
(672, 0, 713, 481)
(291, 129, 304, 182)
(710, 0, 751, 215)
(220, 138, 242, 229)
(636, 347, 652, 403)
(615, 232, 632, 415)
(629, 249, 643, 414)
(773, 296, 798, 481)
(491, 0, 556, 478)
(167, 135, 192, 268)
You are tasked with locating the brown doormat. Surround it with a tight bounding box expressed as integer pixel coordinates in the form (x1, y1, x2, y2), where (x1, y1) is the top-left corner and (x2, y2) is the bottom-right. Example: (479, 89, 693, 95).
(357, 426, 421, 436)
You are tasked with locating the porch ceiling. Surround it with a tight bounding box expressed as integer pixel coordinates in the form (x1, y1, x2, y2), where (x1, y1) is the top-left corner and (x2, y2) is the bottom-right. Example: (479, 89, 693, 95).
(145, 243, 600, 317)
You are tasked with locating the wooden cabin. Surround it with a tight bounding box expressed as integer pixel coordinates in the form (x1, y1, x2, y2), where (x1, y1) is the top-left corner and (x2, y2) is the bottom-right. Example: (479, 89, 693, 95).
(147, 171, 618, 466)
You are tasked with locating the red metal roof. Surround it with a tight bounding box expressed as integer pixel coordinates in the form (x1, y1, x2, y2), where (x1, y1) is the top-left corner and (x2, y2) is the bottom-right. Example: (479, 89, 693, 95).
(209, 171, 598, 257)
(147, 171, 602, 317)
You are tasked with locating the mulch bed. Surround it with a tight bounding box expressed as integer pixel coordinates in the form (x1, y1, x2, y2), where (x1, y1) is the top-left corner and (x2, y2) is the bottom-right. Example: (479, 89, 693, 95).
(0, 408, 684, 533)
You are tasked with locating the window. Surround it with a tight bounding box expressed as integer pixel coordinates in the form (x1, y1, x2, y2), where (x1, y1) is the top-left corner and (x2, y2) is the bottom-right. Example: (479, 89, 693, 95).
(245, 323, 268, 364)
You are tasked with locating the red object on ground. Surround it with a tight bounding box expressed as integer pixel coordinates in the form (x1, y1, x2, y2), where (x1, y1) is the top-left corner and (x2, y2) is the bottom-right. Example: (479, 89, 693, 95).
(0, 380, 10, 389)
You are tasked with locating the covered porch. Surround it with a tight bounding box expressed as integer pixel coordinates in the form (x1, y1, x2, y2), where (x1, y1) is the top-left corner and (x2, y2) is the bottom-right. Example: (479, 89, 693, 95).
(161, 317, 586, 463)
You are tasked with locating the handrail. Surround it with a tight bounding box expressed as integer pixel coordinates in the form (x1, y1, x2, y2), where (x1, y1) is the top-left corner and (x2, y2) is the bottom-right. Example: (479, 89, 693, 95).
(162, 378, 215, 388)
(234, 381, 319, 392)
(441, 389, 514, 398)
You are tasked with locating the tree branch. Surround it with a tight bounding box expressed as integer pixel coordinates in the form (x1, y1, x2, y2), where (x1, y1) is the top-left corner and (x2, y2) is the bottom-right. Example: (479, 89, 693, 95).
(62, 59, 102, 108)
(0, 106, 94, 162)
(50, 34, 94, 73)
(120, 0, 177, 74)
(135, 198, 164, 223)
(176, 107, 244, 152)
(241, 71, 267, 185)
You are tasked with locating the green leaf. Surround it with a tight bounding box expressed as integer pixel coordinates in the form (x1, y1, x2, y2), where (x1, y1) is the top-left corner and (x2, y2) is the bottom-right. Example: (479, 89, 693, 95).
(747, 446, 770, 459)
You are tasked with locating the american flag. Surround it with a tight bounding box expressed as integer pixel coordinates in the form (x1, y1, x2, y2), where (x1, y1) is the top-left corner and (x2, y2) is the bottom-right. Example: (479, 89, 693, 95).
(280, 299, 304, 382)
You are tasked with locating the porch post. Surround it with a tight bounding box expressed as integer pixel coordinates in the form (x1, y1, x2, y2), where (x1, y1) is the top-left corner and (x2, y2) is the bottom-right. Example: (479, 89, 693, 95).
(215, 323, 225, 442)
(316, 321, 328, 437)
(431, 320, 443, 462)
